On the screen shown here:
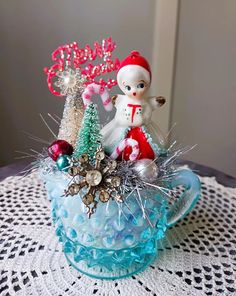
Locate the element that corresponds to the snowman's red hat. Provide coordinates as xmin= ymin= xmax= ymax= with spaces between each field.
xmin=118 ymin=51 xmax=151 ymax=77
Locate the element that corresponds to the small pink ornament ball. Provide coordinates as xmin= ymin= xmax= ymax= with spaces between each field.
xmin=48 ymin=140 xmax=73 ymax=161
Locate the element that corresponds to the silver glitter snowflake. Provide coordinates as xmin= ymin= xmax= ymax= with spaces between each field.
xmin=54 ymin=68 xmax=86 ymax=96
xmin=64 ymin=147 xmax=123 ymax=218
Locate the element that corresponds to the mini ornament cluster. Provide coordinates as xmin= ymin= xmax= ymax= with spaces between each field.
xmin=43 ymin=37 xmax=181 ymax=218
xmin=48 ymin=140 xmax=74 ymax=161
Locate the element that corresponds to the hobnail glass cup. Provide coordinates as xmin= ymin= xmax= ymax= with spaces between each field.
xmin=42 ymin=168 xmax=200 ymax=280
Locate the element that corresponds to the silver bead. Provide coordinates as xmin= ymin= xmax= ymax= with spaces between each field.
xmin=133 ymin=159 xmax=159 ymax=182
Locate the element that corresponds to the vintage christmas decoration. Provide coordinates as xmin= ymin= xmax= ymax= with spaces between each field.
xmin=39 ymin=38 xmax=201 ymax=280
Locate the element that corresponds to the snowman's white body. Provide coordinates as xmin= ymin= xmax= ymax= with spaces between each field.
xmin=101 ymin=60 xmax=166 ymax=158
xmin=101 ymin=94 xmax=164 ymax=155
xmin=113 ymin=95 xmax=154 ymax=127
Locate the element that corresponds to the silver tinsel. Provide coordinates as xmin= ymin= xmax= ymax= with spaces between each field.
xmin=39 ymin=143 xmax=193 ymax=195
xmin=36 ymin=142 xmax=194 ymax=220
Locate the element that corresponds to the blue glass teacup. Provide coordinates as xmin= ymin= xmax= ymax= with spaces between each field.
xmin=42 ymin=167 xmax=200 ymax=280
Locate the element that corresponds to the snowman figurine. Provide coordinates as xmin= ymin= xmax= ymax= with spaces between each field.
xmin=101 ymin=51 xmax=166 ymax=161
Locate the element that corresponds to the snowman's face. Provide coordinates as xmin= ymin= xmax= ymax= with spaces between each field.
xmin=117 ymin=65 xmax=151 ymax=99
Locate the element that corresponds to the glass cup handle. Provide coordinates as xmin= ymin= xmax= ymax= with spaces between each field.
xmin=166 ymin=169 xmax=201 ymax=228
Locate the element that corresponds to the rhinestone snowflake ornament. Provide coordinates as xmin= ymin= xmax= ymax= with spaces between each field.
xmin=64 ymin=147 xmax=123 ymax=218
xmin=54 ymin=68 xmax=87 ymax=96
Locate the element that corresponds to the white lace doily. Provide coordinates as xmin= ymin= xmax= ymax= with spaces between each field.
xmin=0 ymin=171 xmax=235 ymax=296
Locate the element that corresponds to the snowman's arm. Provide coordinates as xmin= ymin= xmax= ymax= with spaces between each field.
xmin=111 ymin=95 xmax=118 ymax=105
xmin=148 ymin=96 xmax=166 ymax=110
xmin=112 ymin=94 xmax=124 ymax=107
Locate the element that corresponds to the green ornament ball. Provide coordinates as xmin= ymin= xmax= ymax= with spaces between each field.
xmin=56 ymin=154 xmax=71 ymax=172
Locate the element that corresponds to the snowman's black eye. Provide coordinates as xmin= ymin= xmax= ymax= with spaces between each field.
xmin=137 ymin=83 xmax=145 ymax=89
xmin=125 ymin=85 xmax=131 ymax=91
